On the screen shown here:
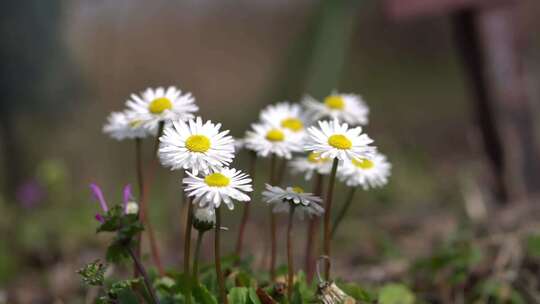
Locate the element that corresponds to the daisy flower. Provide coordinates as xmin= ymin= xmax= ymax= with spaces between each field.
xmin=126 ymin=86 xmax=198 ymax=131
xmin=304 ymin=119 xmax=375 ymax=162
xmin=302 ymin=93 xmax=369 ymax=125
xmin=183 ymin=167 xmax=253 ymax=210
xmin=103 ymin=111 xmax=154 ymax=140
xmin=289 ymin=152 xmax=332 ymax=180
xmin=260 ymin=102 xmax=307 ymax=141
xmin=262 ymin=184 xmax=324 ymax=219
xmin=244 ymin=123 xmax=302 ymax=159
xmin=338 ymin=152 xmax=391 ymax=189
xmin=158 ymin=117 xmax=235 ymax=175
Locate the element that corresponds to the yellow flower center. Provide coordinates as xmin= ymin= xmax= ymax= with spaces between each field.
xmin=324 ymin=95 xmax=345 ymax=110
xmin=280 ymin=118 xmax=304 ymax=132
xmin=204 ymin=173 xmax=230 ymax=187
xmin=292 ymin=186 xmax=304 ymax=193
xmin=148 ymin=97 xmax=172 ymax=114
xmin=265 ymin=128 xmax=285 ymax=142
xmin=186 ymin=135 xmax=211 ymax=152
xmin=307 ymin=152 xmax=329 ymax=164
xmin=328 ymin=134 xmax=352 ymax=150
xmin=352 ymin=158 xmax=374 ymax=170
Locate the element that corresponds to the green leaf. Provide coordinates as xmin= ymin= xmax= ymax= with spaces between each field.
xmin=193 ymin=284 xmax=218 ymax=304
xmin=526 ymin=234 xmax=540 ymax=258
xmin=378 ymin=284 xmax=415 ymax=304
xmin=248 ymin=287 xmax=262 ymax=304
xmin=291 ymin=283 xmax=303 ymax=304
xmin=228 ymin=287 xmax=249 ymax=304
xmin=105 ymin=242 xmax=129 ymax=263
xmin=173 ymin=273 xmax=194 ymax=297
xmin=236 ymin=271 xmax=252 ymax=287
xmin=77 ymin=259 xmax=106 ymax=286
xmin=339 ymin=282 xmax=374 ymax=302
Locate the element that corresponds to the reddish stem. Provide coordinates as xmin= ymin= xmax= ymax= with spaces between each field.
xmin=235 ymin=151 xmax=257 ymax=259
xmin=305 ymin=173 xmax=324 ymax=283
xmin=323 ymin=158 xmax=339 ymax=281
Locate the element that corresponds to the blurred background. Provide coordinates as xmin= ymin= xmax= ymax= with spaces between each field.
xmin=1 ymin=0 xmax=540 ymax=302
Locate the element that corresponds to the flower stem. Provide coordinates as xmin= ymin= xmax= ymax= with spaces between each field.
xmin=139 ymin=122 xmax=165 ymax=275
xmin=183 ymin=198 xmax=194 ymax=304
xmin=287 ymin=206 xmax=296 ymax=302
xmin=305 ymin=173 xmax=324 ymax=283
xmin=127 ymin=245 xmax=160 ymax=304
xmin=235 ymin=151 xmax=257 ymax=259
xmin=193 ymin=230 xmax=205 ymax=284
xmin=184 ymin=199 xmax=194 ymax=273
xmin=331 ymin=187 xmax=356 ymax=239
xmin=215 ymin=206 xmax=228 ymax=304
xmin=134 ymin=138 xmax=144 ymax=278
xmin=269 ymin=154 xmax=278 ymax=280
xmin=323 ymin=158 xmax=339 ymax=281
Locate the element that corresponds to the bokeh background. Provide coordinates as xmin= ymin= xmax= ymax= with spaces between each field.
xmin=1 ymin=0 xmax=540 ymax=302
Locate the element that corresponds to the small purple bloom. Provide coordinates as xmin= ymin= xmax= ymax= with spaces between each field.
xmin=89 ymin=183 xmax=109 ymax=212
xmin=123 ymin=184 xmax=133 ymax=213
xmin=95 ymin=213 xmax=105 ymax=223
xmin=16 ymin=179 xmax=46 ymax=209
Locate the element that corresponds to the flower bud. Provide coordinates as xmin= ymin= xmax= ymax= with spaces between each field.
xmin=193 ymin=206 xmax=215 ymax=232
xmin=125 ymin=201 xmax=139 ymax=215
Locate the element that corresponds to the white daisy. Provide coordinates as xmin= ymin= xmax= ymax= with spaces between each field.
xmin=302 ymin=93 xmax=369 ymax=125
xmin=260 ymin=102 xmax=307 ymax=141
xmin=244 ymin=123 xmax=302 ymax=159
xmin=289 ymin=152 xmax=333 ymax=180
xmin=126 ymin=86 xmax=198 ymax=132
xmin=103 ymin=111 xmax=154 ymax=140
xmin=262 ymin=184 xmax=324 ymax=219
xmin=338 ymin=152 xmax=391 ymax=189
xmin=158 ymin=117 xmax=235 ymax=175
xmin=304 ymin=119 xmax=375 ymax=162
xmin=183 ymin=167 xmax=253 ymax=210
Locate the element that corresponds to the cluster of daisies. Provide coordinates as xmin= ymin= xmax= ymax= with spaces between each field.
xmin=100 ymin=85 xmax=392 ymax=302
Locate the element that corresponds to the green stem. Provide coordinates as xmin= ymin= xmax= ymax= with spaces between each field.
xmin=193 ymin=230 xmax=205 ymax=284
xmin=287 ymin=206 xmax=296 ymax=302
xmin=215 ymin=207 xmax=228 ymax=304
xmin=184 ymin=199 xmax=194 ymax=304
xmin=323 ymin=158 xmax=339 ymax=281
xmin=331 ymin=187 xmax=356 ymax=239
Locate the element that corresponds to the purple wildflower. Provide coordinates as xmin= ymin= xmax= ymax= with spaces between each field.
xmin=95 ymin=213 xmax=105 ymax=223
xmin=16 ymin=179 xmax=45 ymax=209
xmin=123 ymin=184 xmax=133 ymax=214
xmin=89 ymin=183 xmax=109 ymax=212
